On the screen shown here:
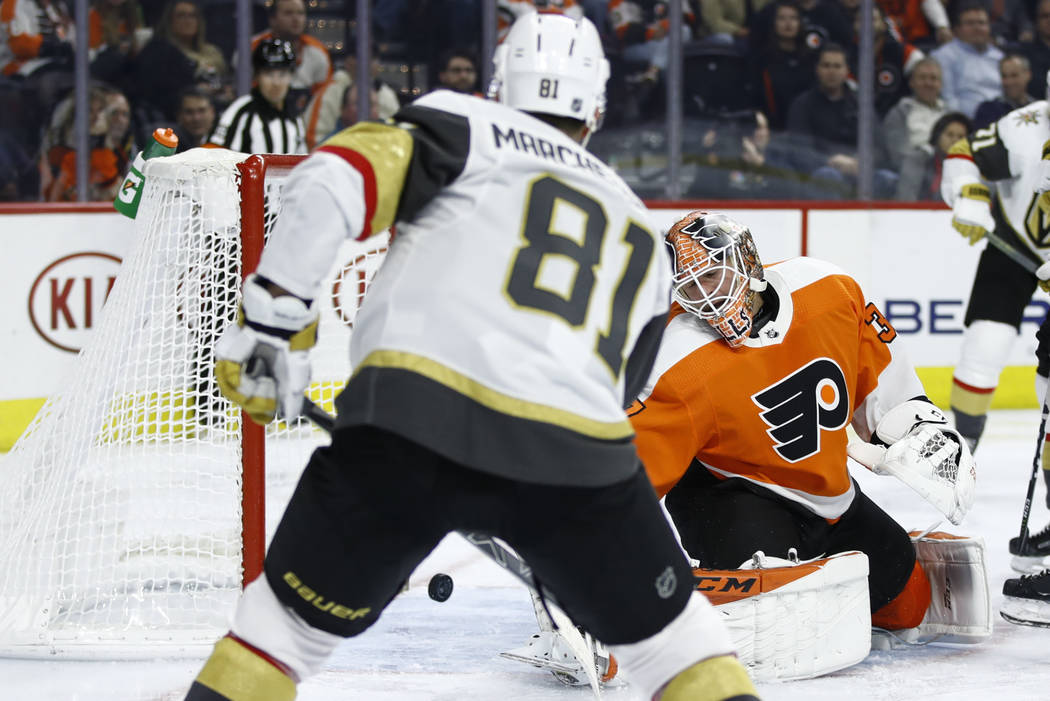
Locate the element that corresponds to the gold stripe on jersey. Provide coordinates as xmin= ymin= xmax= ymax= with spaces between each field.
xmin=321 ymin=123 xmax=414 ymax=237
xmin=354 ymin=350 xmax=635 ymax=439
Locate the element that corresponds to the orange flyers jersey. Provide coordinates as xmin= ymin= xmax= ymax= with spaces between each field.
xmin=629 ymin=257 xmax=925 ymax=519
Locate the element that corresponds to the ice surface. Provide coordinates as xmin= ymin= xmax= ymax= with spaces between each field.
xmin=4 ymin=409 xmax=1050 ymax=700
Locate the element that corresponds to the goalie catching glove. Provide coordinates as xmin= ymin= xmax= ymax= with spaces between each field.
xmin=847 ymin=400 xmax=975 ymax=525
xmin=950 ymin=183 xmax=994 ymax=245
xmin=214 ymin=274 xmax=318 ymax=424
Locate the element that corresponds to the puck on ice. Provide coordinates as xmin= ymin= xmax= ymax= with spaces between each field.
xmin=428 ymin=573 xmax=454 ymax=602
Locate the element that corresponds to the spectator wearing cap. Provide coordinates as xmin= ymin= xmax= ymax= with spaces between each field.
xmin=251 ymin=0 xmax=332 ymax=116
xmin=207 ymin=38 xmax=305 ymax=154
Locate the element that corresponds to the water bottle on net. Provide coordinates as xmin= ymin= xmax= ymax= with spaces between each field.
xmin=114 ymin=127 xmax=179 ymax=219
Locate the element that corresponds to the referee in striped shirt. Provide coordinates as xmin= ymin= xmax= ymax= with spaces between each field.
xmin=207 ymin=38 xmax=307 ymax=155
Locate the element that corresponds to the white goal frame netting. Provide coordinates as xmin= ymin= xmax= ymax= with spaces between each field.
xmin=0 ymin=149 xmax=388 ymax=658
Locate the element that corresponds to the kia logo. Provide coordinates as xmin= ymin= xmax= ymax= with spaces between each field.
xmin=28 ymin=252 xmax=122 ymax=353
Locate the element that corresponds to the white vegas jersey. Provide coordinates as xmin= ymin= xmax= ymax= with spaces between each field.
xmin=943 ymin=100 xmax=1050 ymax=261
xmin=257 ymin=90 xmax=670 ymax=486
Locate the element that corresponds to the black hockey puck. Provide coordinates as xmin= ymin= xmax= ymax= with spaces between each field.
xmin=428 ymin=573 xmax=454 ymax=602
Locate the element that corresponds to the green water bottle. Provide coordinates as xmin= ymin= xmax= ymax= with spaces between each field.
xmin=114 ymin=127 xmax=179 ymax=219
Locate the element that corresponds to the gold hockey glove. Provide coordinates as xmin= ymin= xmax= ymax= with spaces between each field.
xmin=215 ymin=274 xmax=318 ymax=425
xmin=951 ymin=183 xmax=994 ymax=245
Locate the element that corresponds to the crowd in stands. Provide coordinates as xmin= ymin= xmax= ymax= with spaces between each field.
xmin=3 ymin=0 xmax=1050 ymax=202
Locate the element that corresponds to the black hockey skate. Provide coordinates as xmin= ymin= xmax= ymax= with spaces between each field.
xmin=1009 ymin=523 xmax=1050 ymax=573
xmin=1001 ymin=569 xmax=1050 ymax=627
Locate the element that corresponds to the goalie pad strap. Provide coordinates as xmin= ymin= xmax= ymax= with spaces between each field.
xmin=696 ymin=551 xmax=871 ymax=681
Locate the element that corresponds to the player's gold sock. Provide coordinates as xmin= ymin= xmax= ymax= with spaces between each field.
xmin=659 ymin=654 xmax=760 ymax=701
xmin=185 ymin=634 xmax=297 ymax=701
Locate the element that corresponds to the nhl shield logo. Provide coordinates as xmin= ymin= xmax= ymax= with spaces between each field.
xmin=655 ymin=566 xmax=677 ymax=599
xmin=571 ymin=97 xmax=583 ymax=113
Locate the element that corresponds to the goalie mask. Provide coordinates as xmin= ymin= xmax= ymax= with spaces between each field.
xmin=666 ymin=211 xmax=766 ymax=348
xmin=488 ymin=13 xmax=610 ymax=138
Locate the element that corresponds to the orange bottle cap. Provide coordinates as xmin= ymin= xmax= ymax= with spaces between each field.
xmin=153 ymin=127 xmax=179 ymax=148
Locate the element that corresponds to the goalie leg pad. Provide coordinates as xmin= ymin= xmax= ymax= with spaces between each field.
xmin=696 ymin=550 xmax=871 ymax=681
xmin=908 ymin=531 xmax=991 ymax=644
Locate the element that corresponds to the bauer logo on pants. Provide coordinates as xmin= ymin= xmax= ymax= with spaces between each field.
xmin=751 ymin=358 xmax=850 ymax=463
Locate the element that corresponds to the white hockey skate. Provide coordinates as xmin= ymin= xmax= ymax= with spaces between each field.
xmin=499 ymin=588 xmax=616 ymax=690
xmin=499 ymin=628 xmax=615 ymax=686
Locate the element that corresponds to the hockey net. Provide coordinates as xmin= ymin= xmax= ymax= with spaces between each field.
xmin=0 ymin=149 xmax=388 ymax=657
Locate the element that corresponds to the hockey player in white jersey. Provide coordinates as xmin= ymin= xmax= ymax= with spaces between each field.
xmin=941 ymin=81 xmax=1050 ymax=574
xmin=941 ymin=93 xmax=1050 ymax=455
xmin=182 ymin=14 xmax=758 ymax=701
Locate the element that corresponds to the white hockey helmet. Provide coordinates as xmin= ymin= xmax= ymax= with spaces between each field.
xmin=666 ymin=211 xmax=767 ymax=348
xmin=488 ymin=13 xmax=610 ymax=136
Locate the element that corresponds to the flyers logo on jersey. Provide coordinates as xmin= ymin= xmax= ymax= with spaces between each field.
xmin=751 ymin=358 xmax=850 ymax=463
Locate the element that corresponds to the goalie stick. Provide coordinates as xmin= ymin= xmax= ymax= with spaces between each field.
xmin=299 ymin=398 xmax=605 ymax=696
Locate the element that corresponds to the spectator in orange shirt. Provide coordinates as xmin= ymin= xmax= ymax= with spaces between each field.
xmin=251 ymin=0 xmax=332 ymax=116
xmin=609 ymin=0 xmax=697 ymax=83
xmin=0 ymin=0 xmax=74 ymax=77
xmin=49 ymin=87 xmax=134 ymax=201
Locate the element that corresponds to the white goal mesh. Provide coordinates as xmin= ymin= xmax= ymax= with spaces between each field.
xmin=0 ymin=149 xmax=388 ymax=658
